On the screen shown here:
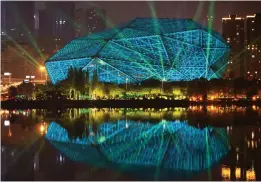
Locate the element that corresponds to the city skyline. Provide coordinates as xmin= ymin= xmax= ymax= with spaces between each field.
xmin=35 ymin=1 xmax=261 ymax=33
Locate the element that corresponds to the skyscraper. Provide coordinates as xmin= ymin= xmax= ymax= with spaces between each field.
xmin=1 ymin=1 xmax=35 ymax=43
xmin=246 ymin=13 xmax=261 ymax=80
xmin=75 ymin=7 xmax=106 ymax=38
xmin=38 ymin=2 xmax=75 ymax=54
xmin=222 ymin=15 xmax=245 ymax=78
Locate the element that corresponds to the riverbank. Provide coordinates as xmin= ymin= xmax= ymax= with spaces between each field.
xmin=1 ymin=99 xmax=261 ymax=109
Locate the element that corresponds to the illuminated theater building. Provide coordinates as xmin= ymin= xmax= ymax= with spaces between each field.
xmin=45 ymin=18 xmax=230 ymax=84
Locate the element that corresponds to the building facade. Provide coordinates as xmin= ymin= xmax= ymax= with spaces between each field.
xmin=75 ymin=8 xmax=106 ymax=38
xmin=38 ymin=2 xmax=75 ymax=54
xmin=222 ymin=15 xmax=245 ymax=79
xmin=1 ymin=1 xmax=35 ymax=43
xmin=245 ymin=14 xmax=261 ymax=80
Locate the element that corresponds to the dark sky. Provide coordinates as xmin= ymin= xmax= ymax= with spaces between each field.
xmin=36 ymin=1 xmax=261 ymax=33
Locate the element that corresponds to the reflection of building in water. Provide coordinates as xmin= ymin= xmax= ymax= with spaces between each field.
xmin=221 ymin=165 xmax=256 ymax=181
xmin=221 ymin=124 xmax=260 ymax=181
xmin=46 ymin=121 xmax=229 ymax=173
xmin=221 ymin=165 xmax=231 ymax=180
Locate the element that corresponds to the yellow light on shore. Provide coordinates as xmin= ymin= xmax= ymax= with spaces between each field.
xmin=39 ymin=66 xmax=45 ymax=71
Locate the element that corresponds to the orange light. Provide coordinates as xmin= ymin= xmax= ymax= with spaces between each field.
xmin=40 ymin=125 xmax=44 ymax=132
xmin=221 ymin=166 xmax=231 ymax=180
xmin=246 ymin=168 xmax=256 ymax=181
xmin=235 ymin=167 xmax=241 ymax=180
xmin=39 ymin=66 xmax=45 ymax=71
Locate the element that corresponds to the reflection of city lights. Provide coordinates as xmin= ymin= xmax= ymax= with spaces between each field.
xmin=252 ymin=140 xmax=254 ymax=149
xmin=236 ymin=153 xmax=239 ymax=161
xmin=246 ymin=168 xmax=256 ymax=181
xmin=4 ymin=120 xmax=10 ymax=126
xmin=8 ymin=126 xmax=12 ymax=137
xmin=235 ymin=167 xmax=241 ymax=180
xmin=40 ymin=125 xmax=45 ymax=133
xmin=252 ymin=131 xmax=254 ymax=139
xmin=39 ymin=122 xmax=47 ymax=135
xmin=221 ymin=166 xmax=231 ymax=180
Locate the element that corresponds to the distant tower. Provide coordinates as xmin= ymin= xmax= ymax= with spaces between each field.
xmin=245 ymin=14 xmax=261 ymax=80
xmin=75 ymin=7 xmax=106 ymax=38
xmin=222 ymin=15 xmax=245 ymax=79
xmin=38 ymin=2 xmax=75 ymax=54
xmin=1 ymin=1 xmax=34 ymax=43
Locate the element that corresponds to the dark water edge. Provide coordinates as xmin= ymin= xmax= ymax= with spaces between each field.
xmin=2 ymin=99 xmax=261 ymax=109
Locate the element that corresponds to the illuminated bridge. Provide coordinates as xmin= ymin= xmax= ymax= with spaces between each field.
xmin=46 ymin=120 xmax=229 ymax=177
xmin=45 ymin=18 xmax=230 ymax=85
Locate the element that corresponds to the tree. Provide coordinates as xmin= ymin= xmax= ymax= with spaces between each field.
xmin=8 ymin=86 xmax=18 ymax=98
xmin=17 ymin=82 xmax=34 ymax=99
xmin=92 ymin=69 xmax=99 ymax=88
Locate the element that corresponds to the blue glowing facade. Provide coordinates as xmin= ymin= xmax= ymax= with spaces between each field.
xmin=45 ymin=18 xmax=230 ymax=84
xmin=46 ymin=120 xmax=229 ymax=173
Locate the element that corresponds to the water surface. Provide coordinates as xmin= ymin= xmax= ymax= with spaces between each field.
xmin=1 ymin=106 xmax=261 ymax=180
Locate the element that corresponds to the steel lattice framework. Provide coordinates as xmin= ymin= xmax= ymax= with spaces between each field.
xmin=45 ymin=18 xmax=230 ymax=84
xmin=46 ymin=120 xmax=229 ymax=172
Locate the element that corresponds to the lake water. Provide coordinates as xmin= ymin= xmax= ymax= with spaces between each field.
xmin=1 ymin=106 xmax=261 ymax=181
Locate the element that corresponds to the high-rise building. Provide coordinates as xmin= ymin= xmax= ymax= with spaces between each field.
xmin=38 ymin=2 xmax=75 ymax=54
xmin=75 ymin=7 xmax=106 ymax=38
xmin=222 ymin=15 xmax=245 ymax=78
xmin=1 ymin=1 xmax=34 ymax=43
xmin=246 ymin=13 xmax=261 ymax=80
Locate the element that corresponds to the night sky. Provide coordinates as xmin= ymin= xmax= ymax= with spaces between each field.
xmin=36 ymin=1 xmax=261 ymax=33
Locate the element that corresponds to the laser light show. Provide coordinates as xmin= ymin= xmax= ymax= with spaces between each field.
xmin=45 ymin=18 xmax=230 ymax=84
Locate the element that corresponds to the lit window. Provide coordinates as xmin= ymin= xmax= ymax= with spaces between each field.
xmin=252 ymin=55 xmax=255 ymax=58
xmin=252 ymin=21 xmax=255 ymax=23
xmin=237 ymin=32 xmax=239 ymax=35
xmin=227 ymin=38 xmax=230 ymax=40
xmin=252 ymin=28 xmax=255 ymax=31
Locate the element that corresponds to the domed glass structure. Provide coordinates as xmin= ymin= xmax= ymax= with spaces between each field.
xmin=45 ymin=18 xmax=230 ymax=84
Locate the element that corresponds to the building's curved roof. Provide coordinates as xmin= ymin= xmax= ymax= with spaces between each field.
xmin=45 ymin=18 xmax=230 ymax=84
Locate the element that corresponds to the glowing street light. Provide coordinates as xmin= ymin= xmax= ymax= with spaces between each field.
xmin=4 ymin=72 xmax=11 ymax=84
xmin=39 ymin=66 xmax=45 ymax=80
xmin=4 ymin=120 xmax=10 ymax=126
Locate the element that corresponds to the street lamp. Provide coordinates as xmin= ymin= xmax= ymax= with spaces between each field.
xmin=161 ymin=78 xmax=166 ymax=93
xmin=39 ymin=66 xmax=45 ymax=80
xmin=4 ymin=72 xmax=11 ymax=85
